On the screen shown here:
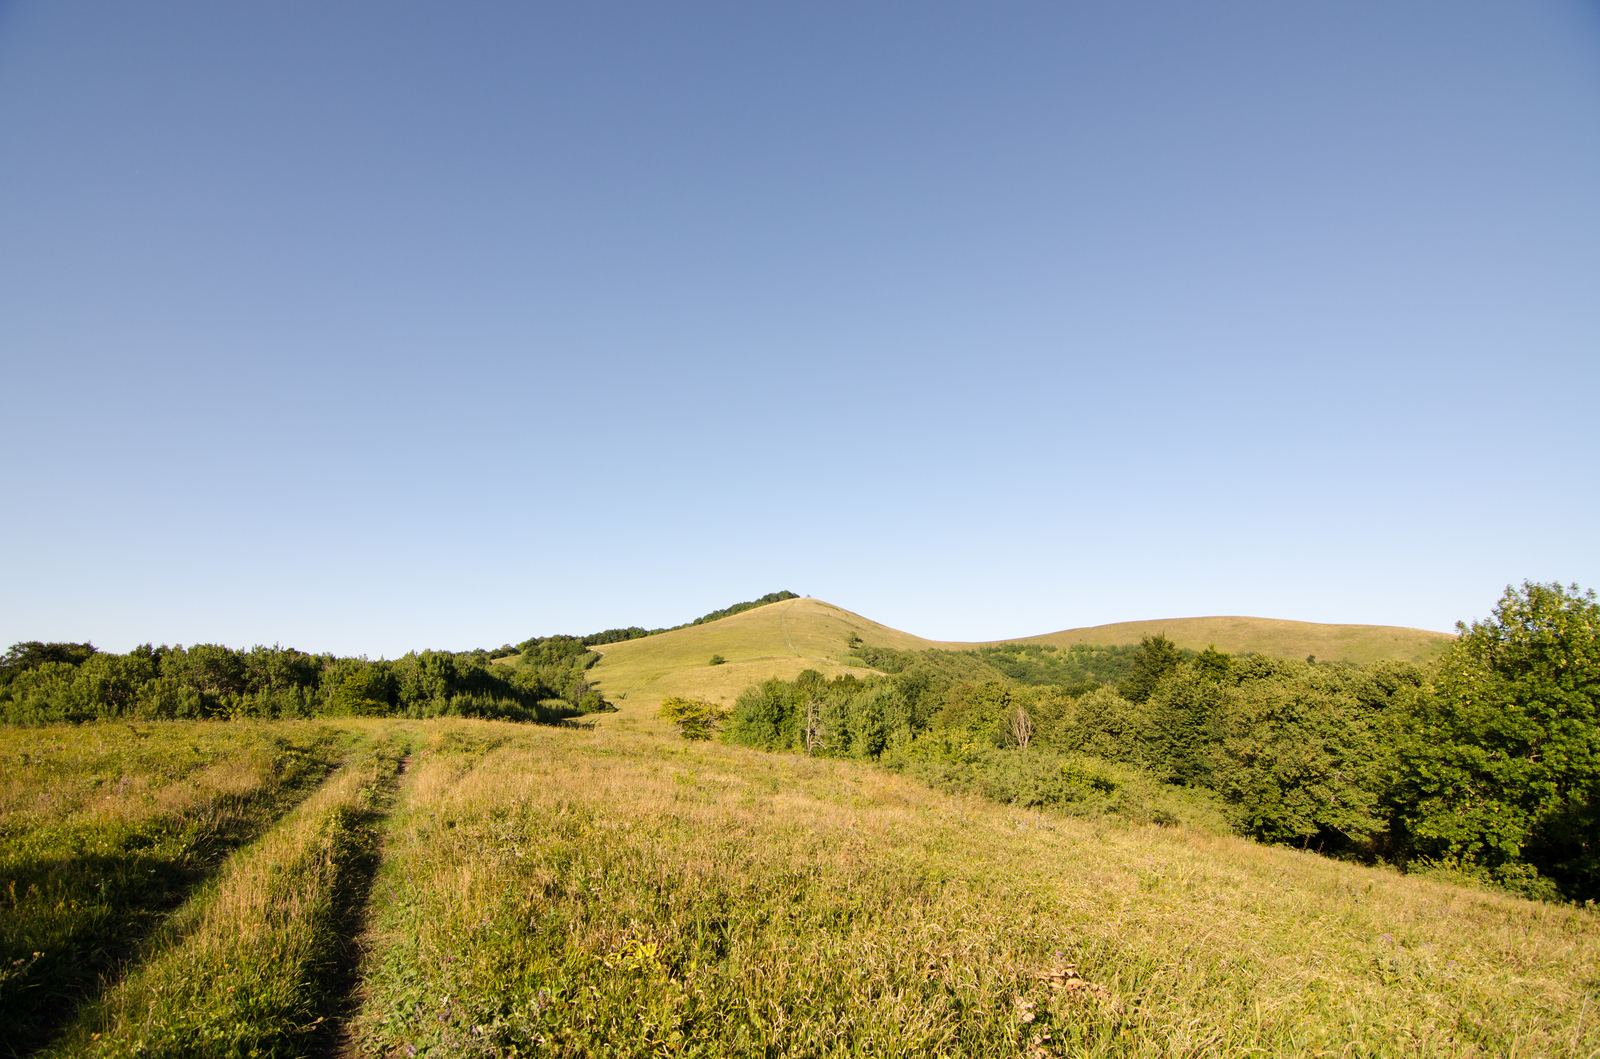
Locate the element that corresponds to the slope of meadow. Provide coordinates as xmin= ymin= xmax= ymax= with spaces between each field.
xmin=583 ymin=598 xmax=922 ymax=717
xmin=1011 ymin=616 xmax=1454 ymax=665
xmin=583 ymin=597 xmax=1455 ymax=719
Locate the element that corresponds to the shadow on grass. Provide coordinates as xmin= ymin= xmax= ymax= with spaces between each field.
xmin=306 ymin=755 xmax=409 ymax=1059
xmin=0 ymin=766 xmax=337 ymax=1058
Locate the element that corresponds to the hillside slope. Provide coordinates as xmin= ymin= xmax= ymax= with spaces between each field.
xmin=1010 ymin=615 xmax=1453 ymax=665
xmin=584 ymin=597 xmax=1454 ymax=721
xmin=586 ymin=597 xmax=915 ymax=715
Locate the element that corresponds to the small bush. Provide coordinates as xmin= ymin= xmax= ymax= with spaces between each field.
xmin=659 ymin=697 xmax=727 ymax=740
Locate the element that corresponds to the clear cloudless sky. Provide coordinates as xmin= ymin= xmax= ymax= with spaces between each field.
xmin=2 ymin=1 xmax=1598 ymax=655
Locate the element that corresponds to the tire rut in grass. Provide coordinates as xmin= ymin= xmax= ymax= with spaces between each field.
xmin=312 ymin=752 xmax=413 ymax=1059
xmin=2 ymin=747 xmax=345 ymax=1059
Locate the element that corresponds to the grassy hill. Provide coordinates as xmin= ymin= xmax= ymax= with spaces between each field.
xmin=582 ymin=597 xmax=1455 ymax=721
xmin=1009 ymin=615 xmax=1455 ymax=665
xmin=583 ymin=597 xmax=918 ymax=721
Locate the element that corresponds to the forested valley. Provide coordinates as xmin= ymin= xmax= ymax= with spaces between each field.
xmin=722 ymin=582 xmax=1600 ymax=904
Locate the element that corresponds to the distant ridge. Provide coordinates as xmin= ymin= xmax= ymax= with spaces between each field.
xmin=995 ymin=615 xmax=1452 ymax=665
xmin=584 ymin=597 xmax=1454 ymax=719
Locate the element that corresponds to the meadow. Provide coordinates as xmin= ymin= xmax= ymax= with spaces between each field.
xmin=3 ymin=716 xmax=1595 ymax=1058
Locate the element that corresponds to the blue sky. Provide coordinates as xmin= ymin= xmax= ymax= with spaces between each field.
xmin=2 ymin=1 xmax=1597 ymax=655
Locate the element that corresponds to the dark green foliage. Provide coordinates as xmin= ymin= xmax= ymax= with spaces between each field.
xmin=0 ymin=641 xmax=99 ymax=680
xmin=1209 ymin=657 xmax=1384 ymax=847
xmin=681 ymin=590 xmax=800 ymax=627
xmin=1194 ymin=644 xmax=1233 ymax=680
xmin=708 ymin=654 xmax=726 ymax=666
xmin=849 ymin=644 xmax=1009 ymax=684
xmin=583 ymin=626 xmax=651 ymax=645
xmin=1389 ymin=582 xmax=1600 ymax=900
xmin=0 ymin=641 xmax=610 ymax=725
xmin=1146 ymin=664 xmax=1227 ymax=785
xmin=512 ymin=634 xmax=595 ymax=667
xmin=1119 ymin=634 xmax=1184 ymax=703
xmin=971 ymin=641 xmax=1157 ymax=691
xmin=1059 ymin=686 xmax=1152 ymax=764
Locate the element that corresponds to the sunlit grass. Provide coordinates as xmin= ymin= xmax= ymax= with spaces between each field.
xmin=0 ymin=721 xmax=348 ymax=1054
xmin=4 ymin=717 xmax=1592 ymax=1057
xmin=350 ymin=720 xmax=1599 ymax=1057
xmin=45 ymin=720 xmax=409 ymax=1058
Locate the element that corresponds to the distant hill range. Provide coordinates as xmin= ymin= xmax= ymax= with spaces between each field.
xmin=580 ymin=597 xmax=1455 ymax=714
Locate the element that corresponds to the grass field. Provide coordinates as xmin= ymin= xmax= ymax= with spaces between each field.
xmin=3 ymin=716 xmax=1595 ymax=1057
xmin=577 ymin=598 xmax=1456 ymax=722
xmin=0 ymin=721 xmax=352 ymax=1054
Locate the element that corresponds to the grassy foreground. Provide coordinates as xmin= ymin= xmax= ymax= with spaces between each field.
xmin=3 ymin=717 xmax=1595 ymax=1057
xmin=48 ymin=723 xmax=407 ymax=1057
xmin=349 ymin=720 xmax=1598 ymax=1058
xmin=0 ymin=721 xmax=350 ymax=1053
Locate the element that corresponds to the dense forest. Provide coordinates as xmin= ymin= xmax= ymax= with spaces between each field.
xmin=727 ymin=582 xmax=1600 ymax=903
xmin=0 ymin=641 xmax=611 ymax=725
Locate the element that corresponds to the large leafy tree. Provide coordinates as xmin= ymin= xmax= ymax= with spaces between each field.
xmin=1394 ymin=582 xmax=1600 ymax=899
xmin=1119 ymin=634 xmax=1183 ymax=704
xmin=1211 ymin=661 xmax=1383 ymax=846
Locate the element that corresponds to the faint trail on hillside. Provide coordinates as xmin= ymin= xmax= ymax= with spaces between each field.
xmin=781 ymin=610 xmax=797 ymax=655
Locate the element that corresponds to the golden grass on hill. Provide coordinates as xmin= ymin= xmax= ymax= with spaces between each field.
xmin=583 ymin=598 xmax=900 ymax=726
xmin=576 ymin=598 xmax=1455 ymax=725
xmin=1011 ymin=615 xmax=1455 ymax=666
xmin=349 ymin=719 xmax=1599 ymax=1058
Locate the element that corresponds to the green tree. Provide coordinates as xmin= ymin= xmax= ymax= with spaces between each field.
xmin=1392 ymin=582 xmax=1600 ymax=899
xmin=1147 ymin=663 xmax=1227 ymax=785
xmin=1212 ymin=670 xmax=1382 ymax=847
xmin=1062 ymin=686 xmax=1151 ymax=764
xmin=1119 ymin=634 xmax=1182 ymax=703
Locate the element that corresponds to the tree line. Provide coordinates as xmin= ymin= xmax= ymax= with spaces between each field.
xmin=724 ymin=582 xmax=1599 ymax=903
xmin=1 ymin=588 xmax=808 ymax=724
xmin=0 ymin=641 xmax=612 ymax=725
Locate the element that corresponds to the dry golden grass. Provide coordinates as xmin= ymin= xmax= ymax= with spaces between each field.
xmin=1011 ymin=615 xmax=1455 ymax=665
xmin=0 ymin=720 xmax=336 ymax=833
xmin=350 ymin=719 xmax=1600 ymax=1058
xmin=583 ymin=598 xmax=894 ymax=727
